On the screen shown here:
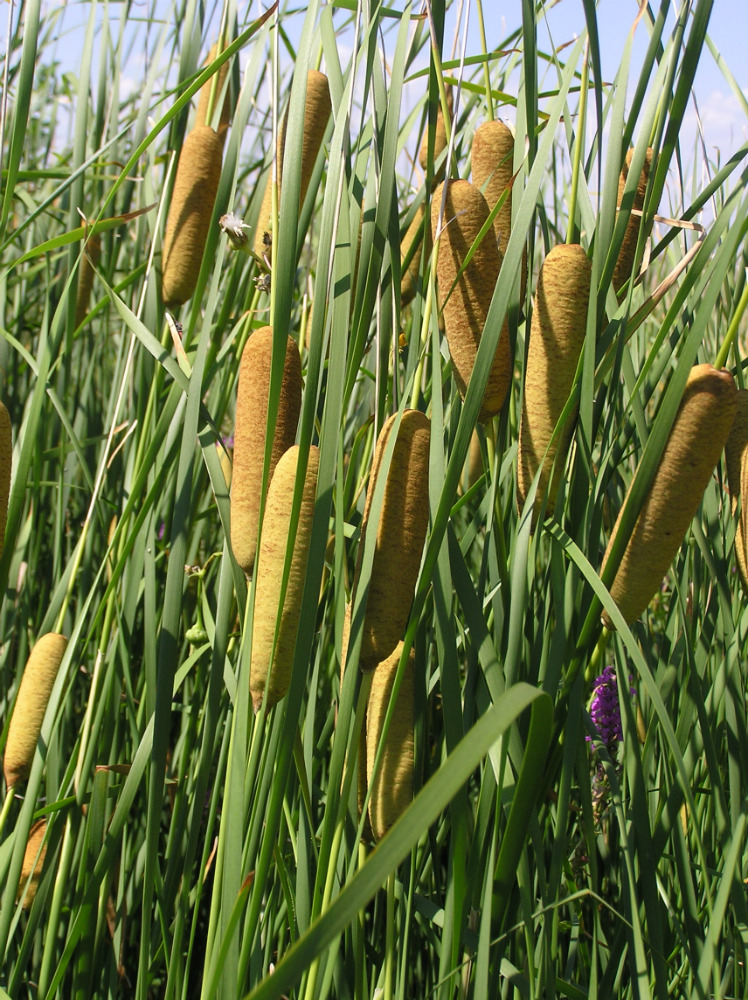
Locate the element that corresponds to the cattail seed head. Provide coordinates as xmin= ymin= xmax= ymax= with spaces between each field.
xmin=253 ymin=70 xmax=332 ymax=257
xmin=17 ymin=819 xmax=47 ymax=909
xmin=601 ymin=364 xmax=737 ymax=627
xmin=418 ymin=85 xmax=453 ymax=186
xmin=400 ymin=203 xmax=431 ymax=307
xmin=4 ymin=633 xmax=68 ymax=788
xmin=250 ymin=445 xmax=319 ymax=711
xmin=366 ymin=643 xmax=415 ymax=841
xmin=161 ymin=125 xmax=223 ymax=307
xmin=432 ymin=179 xmax=512 ymax=422
xmin=517 ymin=243 xmax=591 ymax=522
xmin=231 ymin=326 xmax=302 ymax=574
xmin=75 ymin=233 xmax=101 ymax=328
xmin=349 ymin=410 xmax=430 ymax=672
xmin=612 ymin=147 xmax=654 ymax=296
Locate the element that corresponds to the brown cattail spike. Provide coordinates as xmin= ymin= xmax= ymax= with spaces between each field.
xmin=517 ymin=243 xmax=592 ymax=522
xmin=612 ymin=146 xmax=654 ymax=296
xmin=725 ymin=388 xmax=748 ymax=594
xmin=0 ymin=402 xmax=11 ymax=563
xmin=250 ymin=445 xmax=319 ymax=711
xmin=231 ymin=326 xmax=302 ymax=575
xmin=349 ymin=411 xmax=430 ymax=672
xmin=194 ymin=43 xmax=232 ymax=142
xmin=471 ymin=119 xmax=527 ymax=299
xmin=366 ymin=643 xmax=415 ymax=841
xmin=418 ymin=84 xmax=453 ymax=187
xmin=162 ymin=125 xmax=223 ymax=307
xmin=75 ymin=232 xmax=101 ymax=328
xmin=432 ymin=179 xmax=512 ymax=422
xmin=253 ymin=70 xmax=332 ymax=258
xmin=600 ymin=365 xmax=737 ymax=627
xmin=400 ymin=203 xmax=431 ymax=308
xmin=17 ymin=819 xmax=47 ymax=909
xmin=4 ymin=633 xmax=68 ymax=788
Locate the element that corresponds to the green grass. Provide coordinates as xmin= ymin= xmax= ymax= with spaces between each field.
xmin=0 ymin=0 xmax=747 ymax=997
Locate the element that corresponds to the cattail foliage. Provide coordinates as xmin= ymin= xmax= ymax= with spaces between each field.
xmin=231 ymin=326 xmax=302 ymax=574
xmin=194 ymin=43 xmax=232 ymax=142
xmin=4 ymin=633 xmax=69 ymax=788
xmin=349 ymin=410 xmax=430 ymax=672
xmin=517 ymin=243 xmax=592 ymax=522
xmin=0 ymin=401 xmax=11 ymax=563
xmin=17 ymin=819 xmax=47 ymax=909
xmin=253 ymin=70 xmax=332 ymax=258
xmin=250 ymin=445 xmax=319 ymax=711
xmin=612 ymin=146 xmax=654 ymax=296
xmin=471 ymin=119 xmax=527 ymax=298
xmin=75 ymin=232 xmax=101 ymax=328
xmin=432 ymin=179 xmax=511 ymax=422
xmin=600 ymin=365 xmax=737 ymax=627
xmin=161 ymin=125 xmax=223 ymax=307
xmin=366 ymin=643 xmax=415 ymax=841
xmin=725 ymin=388 xmax=748 ymax=593
xmin=418 ymin=84 xmax=453 ymax=187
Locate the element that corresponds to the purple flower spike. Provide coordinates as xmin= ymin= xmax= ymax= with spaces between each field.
xmin=589 ymin=664 xmax=623 ymax=745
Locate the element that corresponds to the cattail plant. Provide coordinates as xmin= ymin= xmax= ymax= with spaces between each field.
xmin=725 ymin=388 xmax=748 ymax=593
xmin=366 ymin=642 xmax=415 ymax=841
xmin=400 ymin=203 xmax=430 ymax=307
xmin=17 ymin=819 xmax=47 ymax=909
xmin=0 ymin=401 xmax=11 ymax=563
xmin=253 ymin=70 xmax=332 ymax=258
xmin=471 ymin=119 xmax=527 ymax=298
xmin=194 ymin=42 xmax=232 ymax=142
xmin=418 ymin=84 xmax=452 ymax=187
xmin=74 ymin=232 xmax=101 ymax=328
xmin=600 ymin=364 xmax=737 ymax=627
xmin=161 ymin=125 xmax=223 ymax=307
xmin=612 ymin=147 xmax=654 ymax=296
xmin=4 ymin=633 xmax=68 ymax=788
xmin=230 ymin=326 xmax=302 ymax=575
xmin=517 ymin=243 xmax=592 ymax=522
xmin=250 ymin=445 xmax=319 ymax=711
xmin=347 ymin=410 xmax=430 ymax=672
xmin=432 ymin=179 xmax=512 ymax=422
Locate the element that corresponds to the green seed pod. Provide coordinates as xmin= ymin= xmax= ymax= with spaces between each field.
xmin=4 ymin=633 xmax=68 ymax=788
xmin=366 ymin=642 xmax=415 ymax=841
xmin=0 ymin=401 xmax=11 ymax=563
xmin=194 ymin=42 xmax=232 ymax=142
xmin=612 ymin=146 xmax=653 ymax=296
xmin=601 ymin=364 xmax=737 ymax=627
xmin=349 ymin=410 xmax=430 ymax=672
xmin=162 ymin=125 xmax=223 ymax=307
xmin=231 ymin=326 xmax=302 ymax=574
xmin=250 ymin=445 xmax=319 ymax=711
xmin=725 ymin=388 xmax=748 ymax=594
xmin=253 ymin=70 xmax=332 ymax=258
xmin=517 ymin=243 xmax=591 ymax=522
xmin=471 ymin=119 xmax=527 ymax=298
xmin=75 ymin=232 xmax=101 ymax=328
xmin=432 ymin=179 xmax=512 ymax=422
xmin=17 ymin=819 xmax=47 ymax=909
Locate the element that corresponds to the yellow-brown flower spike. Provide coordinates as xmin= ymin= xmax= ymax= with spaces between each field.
xmin=612 ymin=147 xmax=654 ymax=296
xmin=231 ymin=326 xmax=302 ymax=575
xmin=253 ymin=70 xmax=332 ymax=258
xmin=349 ymin=411 xmax=430 ymax=672
xmin=161 ymin=125 xmax=223 ymax=307
xmin=400 ymin=204 xmax=431 ymax=308
xmin=0 ymin=401 xmax=11 ymax=563
xmin=366 ymin=643 xmax=415 ymax=841
xmin=725 ymin=388 xmax=748 ymax=594
xmin=471 ymin=119 xmax=527 ymax=299
xmin=517 ymin=243 xmax=591 ymax=522
xmin=432 ymin=179 xmax=511 ymax=423
xmin=4 ymin=633 xmax=68 ymax=788
xmin=418 ymin=84 xmax=453 ymax=187
xmin=250 ymin=445 xmax=319 ymax=711
xmin=194 ymin=43 xmax=232 ymax=142
xmin=600 ymin=365 xmax=737 ymax=627
xmin=17 ymin=819 xmax=47 ymax=909
xmin=75 ymin=232 xmax=101 ymax=328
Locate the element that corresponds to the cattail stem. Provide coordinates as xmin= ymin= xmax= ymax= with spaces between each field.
xmin=384 ymin=871 xmax=396 ymax=1000
xmin=565 ymin=39 xmax=590 ymax=246
xmin=0 ymin=787 xmax=12 ymax=840
xmin=714 ymin=278 xmax=748 ymax=371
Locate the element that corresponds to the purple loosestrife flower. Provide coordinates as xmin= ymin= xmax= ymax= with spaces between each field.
xmin=589 ymin=664 xmax=623 ymax=745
